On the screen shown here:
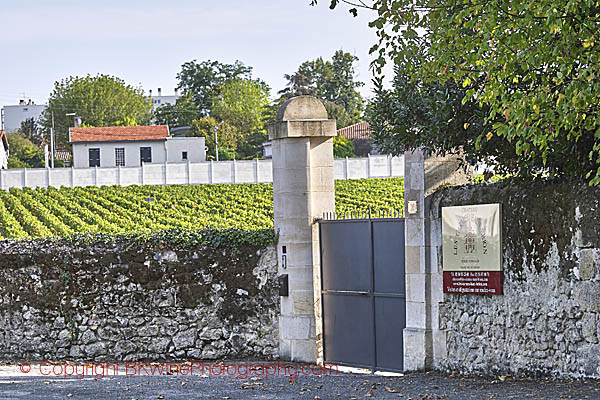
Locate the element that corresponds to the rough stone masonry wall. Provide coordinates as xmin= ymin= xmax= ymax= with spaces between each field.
xmin=0 ymin=235 xmax=279 ymax=361
xmin=430 ymin=181 xmax=600 ymax=379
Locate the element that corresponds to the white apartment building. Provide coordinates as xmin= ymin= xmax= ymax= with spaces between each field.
xmin=147 ymin=88 xmax=179 ymax=110
xmin=1 ymin=100 xmax=47 ymax=133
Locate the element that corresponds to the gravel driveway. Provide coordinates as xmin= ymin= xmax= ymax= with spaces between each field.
xmin=0 ymin=361 xmax=598 ymax=399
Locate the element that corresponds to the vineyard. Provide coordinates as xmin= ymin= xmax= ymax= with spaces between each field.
xmin=0 ymin=178 xmax=404 ymax=239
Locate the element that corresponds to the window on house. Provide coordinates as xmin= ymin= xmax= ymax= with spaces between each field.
xmin=89 ymin=148 xmax=100 ymax=167
xmin=140 ymin=147 xmax=152 ymax=165
xmin=115 ymin=148 xmax=125 ymax=166
xmin=182 ymin=151 xmax=188 ymax=160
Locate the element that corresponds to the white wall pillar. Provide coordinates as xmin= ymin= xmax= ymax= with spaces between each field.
xmin=268 ymin=96 xmax=336 ymax=363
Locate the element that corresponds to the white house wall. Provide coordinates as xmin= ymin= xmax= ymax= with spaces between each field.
xmin=72 ymin=141 xmax=167 ymax=168
xmin=165 ymin=137 xmax=206 ymax=163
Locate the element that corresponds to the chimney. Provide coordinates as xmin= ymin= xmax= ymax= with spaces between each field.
xmin=74 ymin=117 xmax=82 ymax=127
xmin=174 ymin=88 xmax=178 ymax=96
xmin=149 ymin=89 xmax=153 ymax=97
xmin=158 ymin=88 xmax=162 ymax=97
xmin=19 ymin=99 xmax=25 ymax=105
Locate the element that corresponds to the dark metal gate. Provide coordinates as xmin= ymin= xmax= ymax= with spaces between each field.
xmin=319 ymin=212 xmax=406 ymax=373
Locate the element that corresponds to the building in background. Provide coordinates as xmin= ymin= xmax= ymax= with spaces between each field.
xmin=1 ymin=100 xmax=47 ymax=133
xmin=69 ymin=125 xmax=205 ymax=168
xmin=262 ymin=141 xmax=272 ymax=159
xmin=0 ymin=130 xmax=9 ymax=169
xmin=336 ymin=121 xmax=374 ymax=156
xmin=147 ymin=88 xmax=179 ymax=110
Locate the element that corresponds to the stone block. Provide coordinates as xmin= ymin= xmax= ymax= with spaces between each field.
xmin=425 ymin=245 xmax=441 ymax=274
xmin=404 ymin=149 xmax=424 ymax=164
xmin=291 ymin=339 xmax=317 ymax=363
xmin=283 ymin=267 xmax=315 ymax=291
xmin=273 ymin=192 xmax=311 ymax=219
xmin=173 ymin=329 xmax=196 ymax=349
xmin=292 ymin=290 xmax=315 ymax=315
xmin=582 ymin=313 xmax=598 ymax=344
xmin=574 ymin=281 xmax=600 ymax=312
xmin=277 ymin=220 xmax=313 ymax=243
xmin=273 ymin=167 xmax=310 ymax=193
xmin=310 ymin=166 xmax=335 ymax=191
xmin=403 ymin=327 xmax=430 ymax=371
xmin=579 ymin=249 xmax=599 ymax=280
xmin=430 ymin=272 xmax=444 ymax=305
xmin=408 ymin=162 xmax=425 ymax=190
xmin=269 ymin=120 xmax=336 ymax=140
xmin=405 ymin=218 xmax=425 ymax=247
xmin=405 ymin=301 xmax=427 ymax=329
xmin=425 ymin=218 xmax=442 ymax=247
xmin=279 ymin=339 xmax=291 ymax=360
xmin=280 ymin=296 xmax=294 ymax=315
xmin=432 ymin=329 xmax=448 ymax=368
xmin=310 ymin=191 xmax=335 ymax=216
xmin=290 ymin=121 xmax=336 ymax=138
xmin=406 ymin=274 xmax=426 ymax=303
xmin=282 ymin=138 xmax=311 ymax=166
xmin=309 ymin=139 xmax=335 ymax=168
xmin=405 ymin=245 xmax=425 ymax=274
xmin=280 ymin=315 xmax=312 ymax=340
xmin=275 ymin=96 xmax=329 ymax=121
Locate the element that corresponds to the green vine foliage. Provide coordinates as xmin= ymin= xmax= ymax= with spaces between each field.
xmin=317 ymin=0 xmax=600 ymax=184
xmin=0 ymin=179 xmax=405 ymax=240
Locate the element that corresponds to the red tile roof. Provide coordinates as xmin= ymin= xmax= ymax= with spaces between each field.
xmin=69 ymin=125 xmax=169 ymax=143
xmin=337 ymin=121 xmax=371 ymax=140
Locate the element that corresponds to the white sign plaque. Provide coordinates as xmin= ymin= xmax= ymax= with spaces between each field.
xmin=442 ymin=203 xmax=503 ymax=295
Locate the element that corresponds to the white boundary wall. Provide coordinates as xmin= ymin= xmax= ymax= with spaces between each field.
xmin=0 ymin=155 xmax=404 ymax=190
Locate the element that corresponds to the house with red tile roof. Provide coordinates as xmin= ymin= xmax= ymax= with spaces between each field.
xmin=69 ymin=125 xmax=205 ymax=168
xmin=336 ymin=121 xmax=371 ymax=140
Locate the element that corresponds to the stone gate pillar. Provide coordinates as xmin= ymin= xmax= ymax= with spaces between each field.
xmin=403 ymin=150 xmax=472 ymax=370
xmin=268 ymin=96 xmax=336 ymax=362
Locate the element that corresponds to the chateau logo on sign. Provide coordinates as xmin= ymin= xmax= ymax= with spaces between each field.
xmin=441 ymin=203 xmax=503 ymax=295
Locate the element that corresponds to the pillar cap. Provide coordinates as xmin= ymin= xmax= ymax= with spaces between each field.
xmin=276 ymin=96 xmax=328 ymax=121
xmin=268 ymin=96 xmax=336 ymax=140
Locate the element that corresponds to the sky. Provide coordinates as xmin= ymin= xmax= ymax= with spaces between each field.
xmin=0 ymin=0 xmax=392 ymax=108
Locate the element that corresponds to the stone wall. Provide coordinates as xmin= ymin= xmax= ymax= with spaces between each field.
xmin=429 ymin=181 xmax=600 ymax=378
xmin=0 ymin=232 xmax=279 ymax=361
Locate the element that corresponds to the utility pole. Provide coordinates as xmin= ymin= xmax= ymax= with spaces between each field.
xmin=214 ymin=125 xmax=219 ymax=162
xmin=50 ymin=112 xmax=55 ymax=168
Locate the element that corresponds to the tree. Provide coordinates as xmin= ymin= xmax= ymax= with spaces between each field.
xmin=316 ymin=0 xmax=600 ymax=183
xmin=176 ymin=60 xmax=254 ymax=116
xmin=175 ymin=59 xmax=271 ymax=159
xmin=279 ymin=50 xmax=365 ymax=124
xmin=212 ymin=78 xmax=270 ymax=137
xmin=366 ymin=60 xmax=521 ymax=174
xmin=6 ymin=132 xmax=44 ymax=168
xmin=333 ymin=135 xmax=356 ymax=158
xmin=189 ymin=117 xmax=240 ymax=161
xmin=323 ymin=101 xmax=353 ymax=129
xmin=41 ymin=74 xmax=152 ymax=147
xmin=19 ymin=117 xmax=45 ymax=146
xmin=153 ymin=93 xmax=201 ymax=128
xmin=211 ymin=78 xmax=270 ymax=159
